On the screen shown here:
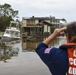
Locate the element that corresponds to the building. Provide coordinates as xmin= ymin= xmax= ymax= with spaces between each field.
xmin=21 ymin=16 xmax=66 ymax=50
xmin=21 ymin=16 xmax=62 ymax=37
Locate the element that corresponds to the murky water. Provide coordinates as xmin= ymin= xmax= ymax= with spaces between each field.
xmin=22 ymin=36 xmax=66 ymax=51
xmin=0 ymin=37 xmax=66 ymax=75
xmin=0 ymin=36 xmax=66 ymax=62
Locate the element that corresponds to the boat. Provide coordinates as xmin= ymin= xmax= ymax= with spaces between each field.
xmin=1 ymin=21 xmax=20 ymax=42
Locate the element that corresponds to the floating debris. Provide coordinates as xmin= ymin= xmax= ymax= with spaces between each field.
xmin=0 ymin=40 xmax=19 ymax=62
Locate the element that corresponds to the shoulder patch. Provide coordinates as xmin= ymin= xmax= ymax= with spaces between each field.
xmin=44 ymin=48 xmax=51 ymax=54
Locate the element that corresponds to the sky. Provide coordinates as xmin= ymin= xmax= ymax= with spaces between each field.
xmin=0 ymin=0 xmax=76 ymax=22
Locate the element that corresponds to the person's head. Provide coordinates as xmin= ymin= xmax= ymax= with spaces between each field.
xmin=65 ymin=22 xmax=76 ymax=43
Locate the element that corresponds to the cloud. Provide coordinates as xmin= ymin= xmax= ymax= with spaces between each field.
xmin=0 ymin=0 xmax=76 ymax=22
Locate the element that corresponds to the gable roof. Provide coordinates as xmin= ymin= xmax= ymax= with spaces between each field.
xmin=36 ymin=21 xmax=53 ymax=26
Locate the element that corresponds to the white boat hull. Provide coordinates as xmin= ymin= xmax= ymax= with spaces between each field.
xmin=1 ymin=36 xmax=20 ymax=42
xmin=2 ymin=21 xmax=21 ymax=42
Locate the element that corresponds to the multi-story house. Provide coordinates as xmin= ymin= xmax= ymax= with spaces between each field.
xmin=21 ymin=16 xmax=66 ymax=50
xmin=22 ymin=16 xmax=65 ymax=37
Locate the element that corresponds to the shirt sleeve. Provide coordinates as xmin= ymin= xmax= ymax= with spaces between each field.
xmin=35 ymin=42 xmax=56 ymax=66
xmin=35 ymin=43 xmax=68 ymax=75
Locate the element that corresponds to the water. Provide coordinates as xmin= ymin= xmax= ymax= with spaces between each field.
xmin=0 ymin=37 xmax=66 ymax=75
xmin=22 ymin=36 xmax=66 ymax=51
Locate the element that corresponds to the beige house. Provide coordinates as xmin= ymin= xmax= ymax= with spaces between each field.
xmin=22 ymin=16 xmax=61 ymax=37
xmin=21 ymin=16 xmax=66 ymax=50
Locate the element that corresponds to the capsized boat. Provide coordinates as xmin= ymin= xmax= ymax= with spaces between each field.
xmin=2 ymin=21 xmax=20 ymax=42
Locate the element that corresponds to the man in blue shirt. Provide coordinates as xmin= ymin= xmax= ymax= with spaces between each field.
xmin=35 ymin=22 xmax=76 ymax=75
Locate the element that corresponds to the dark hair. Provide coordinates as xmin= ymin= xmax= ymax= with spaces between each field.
xmin=65 ymin=22 xmax=76 ymax=42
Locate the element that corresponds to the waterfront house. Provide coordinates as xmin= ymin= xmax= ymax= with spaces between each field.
xmin=21 ymin=16 xmax=62 ymax=38
xmin=21 ymin=16 xmax=66 ymax=50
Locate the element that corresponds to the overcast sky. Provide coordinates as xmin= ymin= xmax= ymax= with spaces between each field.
xmin=0 ymin=0 xmax=76 ymax=22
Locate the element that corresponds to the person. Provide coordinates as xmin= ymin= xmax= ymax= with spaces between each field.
xmin=35 ymin=22 xmax=76 ymax=75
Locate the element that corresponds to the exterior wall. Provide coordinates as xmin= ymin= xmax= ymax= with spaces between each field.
xmin=44 ymin=25 xmax=50 ymax=33
xmin=35 ymin=19 xmax=39 ymax=24
xmin=48 ymin=26 xmax=50 ymax=32
xmin=44 ymin=25 xmax=47 ymax=32
xmin=22 ymin=20 xmax=27 ymax=27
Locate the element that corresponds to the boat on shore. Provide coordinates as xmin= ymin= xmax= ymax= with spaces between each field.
xmin=1 ymin=21 xmax=20 ymax=42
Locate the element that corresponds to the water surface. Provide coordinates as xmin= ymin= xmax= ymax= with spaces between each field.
xmin=0 ymin=37 xmax=66 ymax=75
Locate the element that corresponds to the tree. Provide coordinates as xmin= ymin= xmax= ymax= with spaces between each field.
xmin=0 ymin=3 xmax=19 ymax=31
xmin=1 ymin=3 xmax=18 ymax=18
xmin=61 ymin=18 xmax=67 ymax=22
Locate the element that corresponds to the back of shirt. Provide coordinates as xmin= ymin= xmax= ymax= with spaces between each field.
xmin=67 ymin=48 xmax=76 ymax=75
xmin=60 ymin=43 xmax=76 ymax=75
xmin=35 ymin=42 xmax=68 ymax=75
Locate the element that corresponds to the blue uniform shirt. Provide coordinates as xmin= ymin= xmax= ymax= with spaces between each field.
xmin=35 ymin=42 xmax=68 ymax=75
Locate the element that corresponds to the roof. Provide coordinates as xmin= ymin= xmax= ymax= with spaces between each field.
xmin=22 ymin=16 xmax=61 ymax=20
xmin=36 ymin=21 xmax=53 ymax=26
